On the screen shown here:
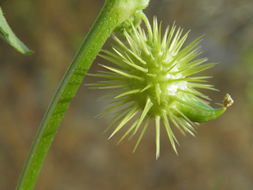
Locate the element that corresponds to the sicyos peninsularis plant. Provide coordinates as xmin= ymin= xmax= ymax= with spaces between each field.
xmin=89 ymin=15 xmax=233 ymax=159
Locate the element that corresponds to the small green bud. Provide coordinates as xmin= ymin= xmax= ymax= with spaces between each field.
xmin=115 ymin=11 xmax=144 ymax=33
xmin=112 ymin=0 xmax=150 ymax=25
xmin=177 ymin=94 xmax=233 ymax=123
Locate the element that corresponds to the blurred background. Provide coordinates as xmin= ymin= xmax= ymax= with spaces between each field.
xmin=0 ymin=0 xmax=253 ymax=189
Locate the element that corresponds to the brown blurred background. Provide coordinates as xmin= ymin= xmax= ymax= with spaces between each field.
xmin=1 ymin=0 xmax=253 ymax=189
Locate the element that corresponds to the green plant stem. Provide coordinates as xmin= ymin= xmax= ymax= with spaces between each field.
xmin=15 ymin=0 xmax=149 ymax=190
xmin=0 ymin=7 xmax=32 ymax=54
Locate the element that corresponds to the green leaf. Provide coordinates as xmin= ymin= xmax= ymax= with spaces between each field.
xmin=0 ymin=7 xmax=32 ymax=54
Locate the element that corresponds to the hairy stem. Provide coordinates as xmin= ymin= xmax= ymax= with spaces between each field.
xmin=15 ymin=0 xmax=149 ymax=190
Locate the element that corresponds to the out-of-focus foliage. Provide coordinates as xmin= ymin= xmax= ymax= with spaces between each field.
xmin=243 ymin=46 xmax=253 ymax=108
xmin=0 ymin=0 xmax=253 ymax=190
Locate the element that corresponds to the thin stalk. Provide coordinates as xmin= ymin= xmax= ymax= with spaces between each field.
xmin=15 ymin=0 xmax=149 ymax=190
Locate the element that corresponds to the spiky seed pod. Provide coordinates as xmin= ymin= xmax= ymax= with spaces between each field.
xmin=88 ymin=16 xmax=232 ymax=159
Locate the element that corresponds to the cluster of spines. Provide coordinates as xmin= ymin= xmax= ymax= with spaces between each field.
xmin=88 ymin=16 xmax=216 ymax=159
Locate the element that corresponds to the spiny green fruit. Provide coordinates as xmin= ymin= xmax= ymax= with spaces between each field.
xmin=88 ymin=16 xmax=233 ymax=159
